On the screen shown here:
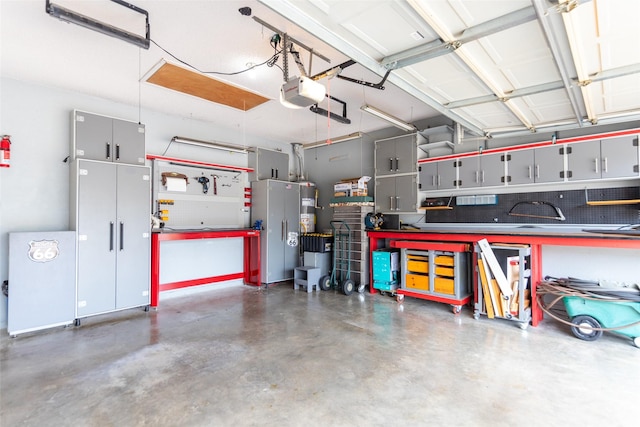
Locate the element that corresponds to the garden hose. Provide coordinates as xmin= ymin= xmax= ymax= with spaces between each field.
xmin=537 ymin=278 xmax=640 ymax=332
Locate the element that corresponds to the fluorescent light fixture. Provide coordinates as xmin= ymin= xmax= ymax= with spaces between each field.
xmin=46 ymin=0 xmax=150 ymax=49
xmin=360 ymin=105 xmax=416 ymax=132
xmin=303 ymin=132 xmax=362 ymax=149
xmin=171 ymin=136 xmax=251 ymax=154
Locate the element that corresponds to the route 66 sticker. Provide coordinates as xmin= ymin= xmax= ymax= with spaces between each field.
xmin=28 ymin=240 xmax=60 ymax=263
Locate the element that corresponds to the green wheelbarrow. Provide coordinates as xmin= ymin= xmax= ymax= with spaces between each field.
xmin=564 ymin=296 xmax=640 ymax=348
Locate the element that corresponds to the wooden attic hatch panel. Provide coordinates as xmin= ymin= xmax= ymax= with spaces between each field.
xmin=146 ymin=62 xmax=269 ymax=111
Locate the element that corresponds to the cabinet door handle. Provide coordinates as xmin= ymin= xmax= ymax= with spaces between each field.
xmin=281 ymin=220 xmax=285 ymax=241
xmin=106 ymin=142 xmax=111 ymax=160
xmin=432 ymin=175 xmax=436 ymax=187
xmin=535 ymin=164 xmax=540 ymax=179
xmin=109 ymin=222 xmax=114 ymax=251
xmin=481 ymin=170 xmax=485 ymax=183
xmin=603 ymin=157 xmax=608 ymax=173
xmin=594 ymin=157 xmax=599 ymax=174
xmin=285 ymin=220 xmax=288 ymax=237
xmin=395 ymin=196 xmax=400 ymax=211
xmin=389 ymin=196 xmax=394 ymax=210
xmin=389 ymin=158 xmax=393 ymax=171
xmin=119 ymin=222 xmax=124 ymax=251
xmin=395 ymin=157 xmax=399 ymax=171
xmin=437 ymin=175 xmax=441 ymax=187
xmin=275 ymin=169 xmax=279 ymax=179
xmin=116 ymin=144 xmax=120 ymax=161
xmin=474 ymin=171 xmax=479 ymax=183
xmin=528 ymin=165 xmax=532 ymax=179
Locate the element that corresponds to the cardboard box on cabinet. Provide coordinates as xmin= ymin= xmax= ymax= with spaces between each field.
xmin=333 ymin=176 xmax=371 ymax=197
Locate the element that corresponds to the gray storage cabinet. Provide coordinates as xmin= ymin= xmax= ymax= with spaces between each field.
xmin=72 ymin=110 xmax=146 ymax=165
xmin=8 ymin=231 xmax=76 ymax=336
xmin=70 ymin=159 xmax=151 ymax=318
xmin=248 ymin=148 xmax=289 ymax=181
xmin=375 ymin=133 xmax=420 ymax=213
xmin=251 ymin=180 xmax=300 ymax=284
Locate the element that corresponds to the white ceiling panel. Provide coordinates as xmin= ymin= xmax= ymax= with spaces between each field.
xmin=405 ymin=54 xmax=491 ymax=101
xmin=594 ymin=75 xmax=640 ymax=114
xmin=456 ymin=102 xmax=519 ymax=129
xmin=339 ymin=3 xmax=437 ymax=58
xmin=513 ymin=89 xmax=576 ymax=124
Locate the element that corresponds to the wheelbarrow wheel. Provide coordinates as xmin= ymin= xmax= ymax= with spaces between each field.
xmin=342 ymin=279 xmax=355 ymax=296
xmin=319 ymin=275 xmax=331 ymax=291
xmin=571 ymin=315 xmax=603 ymax=341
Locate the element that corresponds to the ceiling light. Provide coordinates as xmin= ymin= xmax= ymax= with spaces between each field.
xmin=46 ymin=0 xmax=150 ymax=49
xmin=303 ymin=132 xmax=362 ymax=149
xmin=360 ymin=105 xmax=416 ymax=132
xmin=171 ymin=136 xmax=251 ymax=154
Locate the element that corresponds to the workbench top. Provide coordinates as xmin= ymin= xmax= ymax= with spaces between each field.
xmin=368 ymin=225 xmax=640 ymax=240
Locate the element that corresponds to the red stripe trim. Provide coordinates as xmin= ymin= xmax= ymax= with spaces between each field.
xmin=146 ymin=154 xmax=254 ymax=172
xmin=419 ymin=128 xmax=640 ymax=164
xmin=159 ymin=272 xmax=244 ymax=291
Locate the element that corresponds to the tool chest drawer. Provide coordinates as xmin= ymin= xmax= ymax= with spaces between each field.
xmin=406 ymin=254 xmax=429 ymax=273
xmin=405 ymin=273 xmax=430 ymax=291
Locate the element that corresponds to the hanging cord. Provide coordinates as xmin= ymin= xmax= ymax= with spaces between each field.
xmin=537 ymin=278 xmax=640 ymax=332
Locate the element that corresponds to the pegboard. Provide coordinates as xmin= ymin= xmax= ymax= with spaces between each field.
xmin=422 ymin=187 xmax=640 ymax=225
xmin=152 ymin=159 xmax=250 ymax=228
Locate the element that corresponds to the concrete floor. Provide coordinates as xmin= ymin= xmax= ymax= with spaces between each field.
xmin=1 ymin=284 xmax=639 ymax=426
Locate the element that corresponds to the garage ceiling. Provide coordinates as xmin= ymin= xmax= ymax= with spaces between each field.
xmin=2 ymin=0 xmax=639 ymax=145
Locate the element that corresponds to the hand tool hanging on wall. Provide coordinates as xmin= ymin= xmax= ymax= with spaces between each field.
xmin=211 ymin=175 xmax=219 ymax=195
xmin=195 ymin=176 xmax=210 ymax=194
xmin=507 ymin=201 xmax=565 ymax=221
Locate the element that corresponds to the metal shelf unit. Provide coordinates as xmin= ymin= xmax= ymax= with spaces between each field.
xmin=332 ymin=205 xmax=373 ymax=289
xmin=474 ymin=243 xmax=532 ymax=329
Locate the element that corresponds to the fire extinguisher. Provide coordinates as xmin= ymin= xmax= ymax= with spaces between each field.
xmin=0 ymin=135 xmax=11 ymax=168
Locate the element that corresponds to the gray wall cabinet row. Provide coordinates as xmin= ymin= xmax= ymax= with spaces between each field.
xmin=374 ymin=133 xmax=638 ymax=213
xmin=418 ymin=134 xmax=639 ymax=192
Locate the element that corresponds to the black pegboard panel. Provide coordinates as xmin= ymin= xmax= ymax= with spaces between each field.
xmin=423 ymin=187 xmax=640 ymax=225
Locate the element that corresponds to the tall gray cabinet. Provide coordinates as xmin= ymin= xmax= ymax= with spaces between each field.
xmin=251 ymin=180 xmax=300 ymax=284
xmin=375 ymin=133 xmax=420 ymax=213
xmin=70 ymin=110 xmax=150 ymax=319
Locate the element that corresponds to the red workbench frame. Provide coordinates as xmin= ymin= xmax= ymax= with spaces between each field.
xmin=151 ymin=229 xmax=260 ymax=307
xmin=368 ymin=230 xmax=640 ymax=326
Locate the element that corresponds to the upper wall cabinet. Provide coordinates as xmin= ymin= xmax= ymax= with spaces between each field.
xmin=505 ymin=145 xmax=565 ymax=185
xmin=418 ymin=159 xmax=458 ymax=191
xmin=566 ymin=135 xmax=639 ymax=181
xmin=72 ymin=110 xmax=146 ymax=165
xmin=457 ymin=152 xmax=505 ymax=189
xmin=248 ymin=148 xmax=289 ymax=181
xmin=375 ymin=133 xmax=420 ymax=177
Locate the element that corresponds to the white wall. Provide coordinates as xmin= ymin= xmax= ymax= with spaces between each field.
xmin=0 ymin=77 xmax=287 ymax=329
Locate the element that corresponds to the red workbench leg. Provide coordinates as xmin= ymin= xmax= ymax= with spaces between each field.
xmin=530 ymin=243 xmax=543 ymax=326
xmin=151 ymin=233 xmax=160 ymax=308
